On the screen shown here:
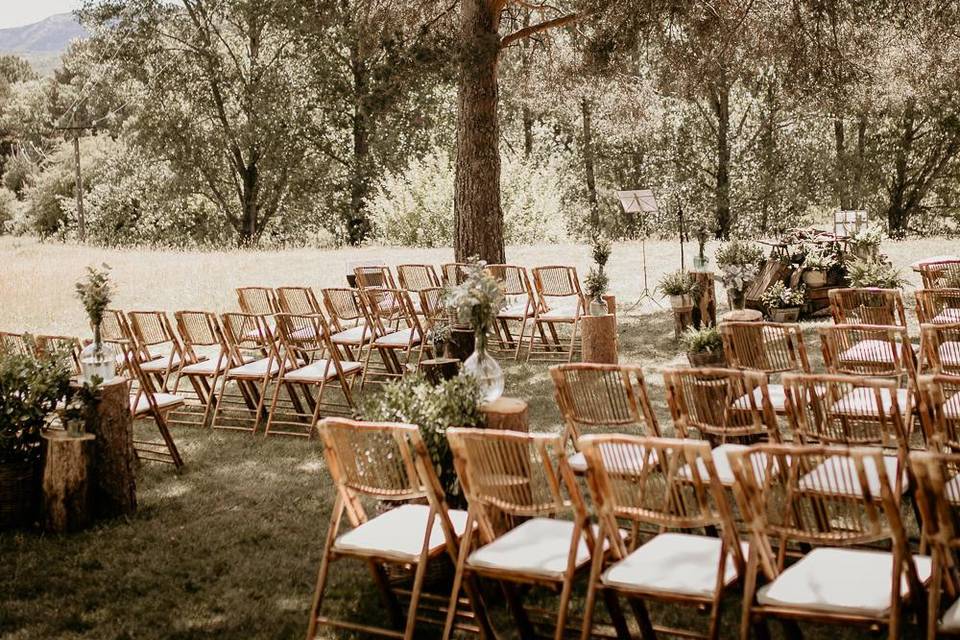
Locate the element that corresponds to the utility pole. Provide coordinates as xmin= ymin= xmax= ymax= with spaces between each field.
xmin=53 ymin=122 xmax=91 ymax=242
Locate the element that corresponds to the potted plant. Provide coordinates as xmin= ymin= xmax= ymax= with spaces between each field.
xmin=762 ymin=282 xmax=806 ymax=322
xmin=801 ymin=251 xmax=832 ymax=287
xmin=427 ymin=320 xmax=452 ymax=360
xmin=681 ymin=325 xmax=726 ymax=368
xmin=716 ymin=240 xmax=763 ymax=310
xmin=846 ymin=257 xmax=907 ymax=289
xmin=584 ymin=267 xmax=610 ymax=316
xmin=658 ymin=270 xmax=699 ymax=309
xmin=76 ymin=264 xmax=115 ymax=384
xmin=848 ymin=223 xmax=884 ymax=261
xmin=0 ymin=351 xmax=72 ymax=529
xmin=443 ymin=260 xmax=506 ymax=402
xmin=361 ymin=373 xmax=484 ymax=506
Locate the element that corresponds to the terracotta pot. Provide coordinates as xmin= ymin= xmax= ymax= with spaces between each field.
xmin=687 ymin=350 xmax=726 ymax=368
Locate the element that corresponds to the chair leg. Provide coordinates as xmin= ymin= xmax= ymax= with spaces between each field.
xmin=502 ymin=582 xmax=536 ymax=640
xmin=306 ymin=498 xmax=343 ymax=640
xmin=442 ymin=520 xmax=474 ymax=640
xmin=368 ymin=559 xmax=405 ymax=630
xmin=264 ymin=375 xmax=286 ymax=437
xmin=628 ymin=598 xmax=657 ymax=639
xmin=579 ymin=529 xmax=609 ymax=640
xmin=602 ymin=591 xmax=632 ymax=640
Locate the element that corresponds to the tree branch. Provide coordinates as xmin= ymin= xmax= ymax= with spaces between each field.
xmin=500 ymin=12 xmax=580 ymax=48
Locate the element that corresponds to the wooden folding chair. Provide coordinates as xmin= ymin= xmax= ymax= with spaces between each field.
xmin=443 ymin=428 xmax=595 ymax=640
xmin=720 ymin=321 xmax=811 ymax=415
xmin=664 ymin=367 xmax=781 ymax=485
xmin=910 ymin=450 xmax=960 ymax=638
xmin=920 ymin=260 xmax=960 ymax=289
xmin=550 ymin=363 xmax=660 ymax=474
xmin=35 ymin=335 xmax=81 ymax=374
xmin=236 ymin=286 xmax=279 ymax=315
xmin=488 ymin=264 xmax=536 ymax=358
xmin=441 ymin=262 xmax=469 ymax=286
xmin=307 ymin=418 xmax=492 ymax=640
xmin=264 ymin=313 xmax=362 ymax=437
xmin=397 ymin=264 xmax=440 ymax=291
xmin=276 ymin=286 xmax=322 ymax=315
xmin=128 ymin=350 xmax=185 ymax=469
xmin=820 ymin=323 xmax=917 ymax=382
xmin=322 ymin=287 xmax=372 ymax=361
xmin=354 ymin=265 xmax=397 ymax=290
xmin=829 ymin=288 xmax=908 ymax=327
xmin=917 ymin=375 xmax=960 ymax=454
xmin=127 ymin=311 xmax=183 ymax=392
xmin=211 ymin=312 xmax=281 ymax=434
xmin=100 ymin=309 xmax=136 ymax=376
xmin=0 ymin=331 xmax=35 ymax=357
xmin=360 ymin=288 xmax=424 ymax=387
xmin=578 ymin=435 xmax=746 ymax=640
xmin=172 ymin=311 xmax=232 ymax=427
xmin=524 ymin=266 xmax=585 ymax=362
xmin=728 ymin=444 xmax=929 ymax=640
xmin=916 ymin=289 xmax=960 ymax=325
xmin=923 ymin=323 xmax=960 ymax=377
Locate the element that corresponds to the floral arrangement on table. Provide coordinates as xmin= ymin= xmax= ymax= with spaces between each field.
xmin=360 ymin=373 xmax=484 ymax=502
xmin=846 ymin=257 xmax=907 ymax=289
xmin=75 ymin=264 xmax=115 ymax=384
xmin=442 ymin=259 xmax=506 ymax=401
xmin=715 ymin=240 xmax=763 ymax=309
xmin=585 ymin=234 xmax=612 ymax=316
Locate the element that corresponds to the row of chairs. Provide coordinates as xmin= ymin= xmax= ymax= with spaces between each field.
xmin=918 ymin=258 xmax=960 ymax=290
xmin=830 ymin=286 xmax=960 ymax=327
xmin=310 ymin=414 xmax=960 ymax=640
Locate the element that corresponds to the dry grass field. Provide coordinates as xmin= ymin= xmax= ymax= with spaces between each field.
xmin=0 ymin=235 xmax=952 ymax=639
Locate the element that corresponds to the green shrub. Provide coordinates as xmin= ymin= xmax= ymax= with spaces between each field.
xmin=1 ymin=153 xmax=37 ymax=197
xmin=584 ymin=267 xmax=609 ymax=300
xmin=0 ymin=187 xmax=17 ymax=233
xmin=715 ymin=240 xmax=764 ymax=268
xmin=680 ymin=325 xmax=723 ymax=354
xmin=845 ymin=257 xmax=906 ymax=289
xmin=658 ymin=270 xmax=699 ymax=296
xmin=0 ymin=351 xmax=72 ymax=465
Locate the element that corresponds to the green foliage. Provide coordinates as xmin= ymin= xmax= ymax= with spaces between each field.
xmin=591 ymin=234 xmax=612 ymax=268
xmin=680 ymin=325 xmax=723 ymax=354
xmin=442 ymin=260 xmax=506 ymax=337
xmin=761 ymin=282 xmax=805 ymax=309
xmin=584 ymin=267 xmax=609 ymax=300
xmin=845 ymin=257 xmax=907 ymax=289
xmin=715 ymin=240 xmax=764 ymax=269
xmin=0 ymin=187 xmax=16 ymax=234
xmin=75 ymin=264 xmax=113 ymax=329
xmin=0 ymin=351 xmax=72 ymax=464
xmin=2 ymin=153 xmax=37 ymax=197
xmin=657 ymin=269 xmax=698 ymax=296
xmin=802 ymin=250 xmax=836 ymax=271
xmin=359 ymin=373 xmax=484 ymax=499
xmin=369 ymin=149 xmax=453 ymax=247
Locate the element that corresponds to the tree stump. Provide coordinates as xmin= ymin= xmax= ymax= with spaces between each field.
xmin=603 ymin=295 xmax=617 ymax=317
xmin=420 ymin=358 xmax=460 ymax=385
xmin=447 ymin=328 xmax=476 ymax=362
xmin=480 ymin=397 xmax=529 ymax=432
xmin=581 ymin=314 xmax=618 ymax=364
xmin=691 ymin=272 xmax=717 ymax=328
xmin=41 ymin=431 xmax=95 ymax=533
xmin=719 ymin=309 xmax=763 ymax=324
xmin=82 ymin=377 xmax=137 ymax=519
xmin=673 ymin=308 xmax=694 ymax=340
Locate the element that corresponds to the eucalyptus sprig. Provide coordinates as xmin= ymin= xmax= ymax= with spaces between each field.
xmin=75 ymin=264 xmax=113 ymax=329
xmin=442 ymin=259 xmax=506 ymax=336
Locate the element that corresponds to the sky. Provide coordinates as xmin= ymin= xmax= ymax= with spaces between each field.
xmin=0 ymin=0 xmax=83 ymax=29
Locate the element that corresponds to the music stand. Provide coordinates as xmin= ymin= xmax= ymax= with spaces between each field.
xmin=617 ymin=189 xmax=663 ymax=310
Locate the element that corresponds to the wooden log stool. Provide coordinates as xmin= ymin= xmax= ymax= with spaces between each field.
xmin=691 ymin=272 xmax=717 ymax=328
xmin=719 ymin=309 xmax=763 ymax=324
xmin=673 ymin=306 xmax=695 ymax=340
xmin=420 ymin=357 xmax=460 ymax=385
xmin=82 ymin=377 xmax=137 ymax=519
xmin=582 ymin=313 xmax=618 ymax=364
xmin=41 ymin=431 xmax=95 ymax=533
xmin=480 ymin=397 xmax=529 ymax=432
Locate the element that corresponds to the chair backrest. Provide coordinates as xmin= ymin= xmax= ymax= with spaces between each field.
xmin=274 ymin=313 xmax=336 ymax=367
xmin=441 ymin=262 xmax=469 ymax=286
xmin=447 ymin=428 xmax=584 ymax=540
xmin=782 ymin=372 xmax=910 ymax=454
xmin=579 ymin=435 xmax=741 ymax=560
xmin=127 ymin=310 xmax=181 ymax=370
xmin=918 ymin=375 xmax=960 ymax=452
xmin=818 ymin=324 xmax=915 ymax=382
xmin=100 ymin=309 xmax=136 ymax=368
xmin=663 ymin=367 xmax=780 ymax=443
xmin=728 ymin=444 xmax=916 ymax=581
xmin=720 ymin=321 xmax=810 ymax=375
xmin=361 ymin=288 xmax=421 ymax=337
xmin=532 ymin=266 xmax=582 ymax=300
xmin=0 ymin=332 xmax=35 ymax=357
xmin=550 ymin=364 xmax=660 ymax=450
xmin=322 ymin=288 xmax=366 ymax=330
xmin=921 ymin=322 xmax=960 ymax=377
xmin=919 ymin=260 xmax=960 ymax=289
xmin=487 ymin=264 xmax=534 ymax=298
xmin=910 ymin=451 xmax=960 ymax=593
xmin=35 ymin=335 xmax=81 ymax=374
xmin=220 ymin=312 xmax=276 ymax=364
xmin=828 ymin=288 xmax=907 ymax=327
xmin=418 ymin=287 xmax=446 ymax=328
xmin=174 ymin=310 xmax=228 ymax=368
xmin=276 ymin=286 xmax=321 ymax=315
xmin=396 ymin=264 xmax=440 ymax=291
xmin=236 ymin=287 xmax=278 ymax=315
xmin=354 ymin=265 xmax=396 ymax=290
xmin=915 ymin=288 xmax=960 ymax=324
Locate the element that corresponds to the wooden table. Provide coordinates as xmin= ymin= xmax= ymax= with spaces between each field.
xmin=719 ymin=309 xmax=763 ymax=323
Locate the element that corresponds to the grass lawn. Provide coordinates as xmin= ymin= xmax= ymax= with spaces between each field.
xmin=0 ymin=236 xmax=947 ymax=639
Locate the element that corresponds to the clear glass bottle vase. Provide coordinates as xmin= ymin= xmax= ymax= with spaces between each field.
xmin=79 ymin=324 xmax=116 ymax=384
xmin=463 ymin=331 xmax=504 ymax=403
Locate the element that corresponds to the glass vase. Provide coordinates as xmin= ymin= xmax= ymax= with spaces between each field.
xmin=80 ymin=325 xmax=116 ymax=384
xmin=463 ymin=332 xmax=504 ymax=403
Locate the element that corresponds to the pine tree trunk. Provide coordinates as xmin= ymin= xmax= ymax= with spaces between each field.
xmin=834 ymin=117 xmax=851 ymax=209
xmin=581 ymin=98 xmax=599 ymax=229
xmin=887 ymin=100 xmax=916 ymax=238
xmin=711 ymin=82 xmax=732 ymax=239
xmin=454 ymin=0 xmax=505 ymax=264
xmin=347 ymin=44 xmax=373 ymax=245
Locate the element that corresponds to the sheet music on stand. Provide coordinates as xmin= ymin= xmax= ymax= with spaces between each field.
xmin=617 ymin=189 xmax=663 ymax=312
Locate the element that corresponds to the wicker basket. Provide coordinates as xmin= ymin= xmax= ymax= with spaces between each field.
xmin=0 ymin=460 xmax=37 ymax=530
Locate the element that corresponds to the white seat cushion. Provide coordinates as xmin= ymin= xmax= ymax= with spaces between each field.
xmin=228 ymin=357 xmax=279 ymax=378
xmin=941 ymin=596 xmax=960 ymax=631
xmin=933 ymin=309 xmax=960 ymax=324
xmin=467 ymin=518 xmax=594 ymax=580
xmin=540 ymin=304 xmax=580 ymax=321
xmin=938 ymin=342 xmax=960 ymax=367
xmin=140 ymin=353 xmax=181 ymax=372
xmin=375 ymin=328 xmax=421 ymax=347
xmin=331 ymin=325 xmax=370 ymax=345
xmin=733 ymin=384 xmax=787 ymax=413
xmin=499 ymin=300 xmax=532 ymax=319
xmin=839 ymin=339 xmax=896 ymax=365
xmin=289 ymin=325 xmax=322 ymax=341
xmin=567 ymin=445 xmax=656 ymax=475
xmin=945 ymin=393 xmax=960 ymax=419
xmin=830 ymin=387 xmax=910 ymax=417
xmin=679 ymin=443 xmax=753 ymax=486
xmin=757 ymin=547 xmax=931 ymax=617
xmin=333 ymin=504 xmax=469 ymax=563
xmin=798 ymin=454 xmax=906 ymax=497
xmin=181 ymin=353 xmax=229 ymax=375
xmin=131 ymin=392 xmax=184 ymax=416
xmin=284 ymin=360 xmax=362 ymax=382
xmin=603 ymin=533 xmax=748 ymax=598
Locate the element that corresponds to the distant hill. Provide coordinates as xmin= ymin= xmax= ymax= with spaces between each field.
xmin=0 ymin=13 xmax=88 ymax=74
